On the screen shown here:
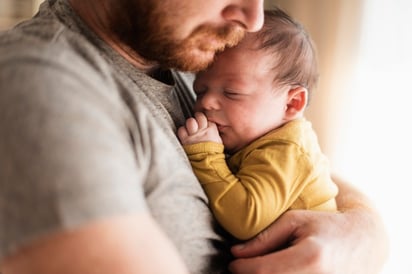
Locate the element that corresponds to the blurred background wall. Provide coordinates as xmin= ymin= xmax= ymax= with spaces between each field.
xmin=266 ymin=1 xmax=411 ymax=274
xmin=1 ymin=0 xmax=411 ymax=273
xmin=0 ymin=0 xmax=43 ymax=30
xmin=265 ymin=0 xmax=364 ymax=161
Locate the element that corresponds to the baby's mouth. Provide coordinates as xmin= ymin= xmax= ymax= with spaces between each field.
xmin=206 ymin=116 xmax=226 ymax=132
xmin=216 ymin=124 xmax=228 ymax=133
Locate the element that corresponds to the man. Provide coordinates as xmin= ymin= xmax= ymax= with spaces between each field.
xmin=0 ymin=0 xmax=388 ymax=273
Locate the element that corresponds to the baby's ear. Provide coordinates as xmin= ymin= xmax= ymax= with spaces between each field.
xmin=284 ymin=86 xmax=308 ymax=120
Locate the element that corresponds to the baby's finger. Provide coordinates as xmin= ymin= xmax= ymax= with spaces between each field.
xmin=194 ymin=112 xmax=208 ymax=129
xmin=177 ymin=126 xmax=189 ymax=142
xmin=185 ymin=117 xmax=199 ymax=135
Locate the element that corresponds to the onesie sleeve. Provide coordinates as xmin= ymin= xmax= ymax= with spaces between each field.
xmin=184 ymin=139 xmax=311 ymax=240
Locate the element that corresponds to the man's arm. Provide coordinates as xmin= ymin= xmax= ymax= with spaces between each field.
xmin=1 ymin=214 xmax=189 ymax=274
xmin=228 ymin=174 xmax=389 ymax=274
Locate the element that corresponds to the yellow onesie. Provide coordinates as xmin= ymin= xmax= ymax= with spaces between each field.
xmin=183 ymin=118 xmax=338 ymax=240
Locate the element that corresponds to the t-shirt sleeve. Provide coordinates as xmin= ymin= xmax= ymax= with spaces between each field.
xmin=0 ymin=48 xmax=147 ymax=258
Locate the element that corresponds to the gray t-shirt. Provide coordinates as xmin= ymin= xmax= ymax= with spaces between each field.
xmin=0 ymin=0 xmax=230 ymax=272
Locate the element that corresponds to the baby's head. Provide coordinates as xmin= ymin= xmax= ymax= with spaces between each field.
xmin=254 ymin=7 xmax=319 ymax=100
xmin=193 ymin=7 xmax=319 ymax=153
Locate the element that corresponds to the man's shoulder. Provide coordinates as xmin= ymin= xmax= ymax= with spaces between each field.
xmin=0 ymin=14 xmax=109 ymax=78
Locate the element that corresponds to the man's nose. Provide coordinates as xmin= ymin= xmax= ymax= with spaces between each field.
xmin=222 ymin=0 xmax=264 ymax=32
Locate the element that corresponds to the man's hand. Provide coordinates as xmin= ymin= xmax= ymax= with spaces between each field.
xmin=229 ymin=176 xmax=389 ymax=274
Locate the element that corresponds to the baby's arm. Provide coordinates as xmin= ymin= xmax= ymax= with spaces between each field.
xmin=177 ymin=112 xmax=222 ymax=145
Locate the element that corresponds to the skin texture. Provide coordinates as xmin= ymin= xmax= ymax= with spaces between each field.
xmin=0 ymin=0 xmax=389 ymax=274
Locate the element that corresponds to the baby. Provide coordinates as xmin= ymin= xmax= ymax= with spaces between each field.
xmin=178 ymin=7 xmax=338 ymax=241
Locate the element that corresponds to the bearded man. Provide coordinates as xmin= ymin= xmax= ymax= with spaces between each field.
xmin=0 ymin=0 xmax=388 ymax=273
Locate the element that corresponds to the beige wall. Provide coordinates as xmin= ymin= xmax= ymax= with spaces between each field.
xmin=0 ymin=0 xmax=43 ymax=30
xmin=264 ymin=0 xmax=364 ymax=162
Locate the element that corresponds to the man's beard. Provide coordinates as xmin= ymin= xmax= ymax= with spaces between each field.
xmin=108 ymin=1 xmax=245 ymax=72
xmin=149 ymin=24 xmax=245 ymax=72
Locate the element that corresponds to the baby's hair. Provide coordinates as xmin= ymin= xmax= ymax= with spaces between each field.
xmin=256 ymin=7 xmax=319 ymax=100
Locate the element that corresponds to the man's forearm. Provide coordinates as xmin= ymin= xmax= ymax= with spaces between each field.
xmin=1 ymin=214 xmax=189 ymax=274
xmin=333 ymin=174 xmax=389 ymax=273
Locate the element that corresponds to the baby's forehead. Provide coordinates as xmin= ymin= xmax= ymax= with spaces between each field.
xmin=233 ymin=34 xmax=279 ymax=62
xmin=218 ymin=36 xmax=269 ymax=59
xmin=237 ymin=32 xmax=262 ymax=49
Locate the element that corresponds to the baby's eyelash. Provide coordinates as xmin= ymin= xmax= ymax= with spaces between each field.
xmin=223 ymin=91 xmax=244 ymax=100
xmin=224 ymin=91 xmax=239 ymax=95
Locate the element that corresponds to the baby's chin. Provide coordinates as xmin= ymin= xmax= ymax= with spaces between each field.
xmin=222 ymin=139 xmax=243 ymax=155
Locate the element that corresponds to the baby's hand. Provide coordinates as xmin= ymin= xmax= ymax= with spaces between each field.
xmin=177 ymin=112 xmax=223 ymax=145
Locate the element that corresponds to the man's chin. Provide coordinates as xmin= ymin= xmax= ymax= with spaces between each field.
xmin=171 ymin=49 xmax=217 ymax=72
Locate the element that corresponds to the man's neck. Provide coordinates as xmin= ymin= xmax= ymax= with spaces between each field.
xmin=68 ymin=0 xmax=157 ymax=73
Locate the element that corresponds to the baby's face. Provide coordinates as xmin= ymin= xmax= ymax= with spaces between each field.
xmin=193 ymin=35 xmax=289 ymax=153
